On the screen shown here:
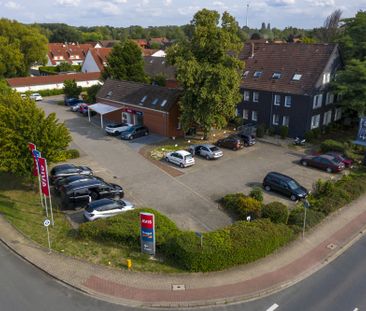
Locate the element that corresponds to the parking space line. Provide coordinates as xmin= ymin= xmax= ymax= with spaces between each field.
xmin=266 ymin=303 xmax=279 ymax=311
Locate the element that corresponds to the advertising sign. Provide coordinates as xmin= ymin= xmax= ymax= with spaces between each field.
xmin=140 ymin=212 xmax=155 ymax=255
xmin=354 ymin=117 xmax=366 ymax=147
xmin=28 ymin=143 xmax=38 ymax=176
xmin=32 ymin=149 xmax=41 ymax=176
xmin=38 ymin=157 xmax=50 ymax=197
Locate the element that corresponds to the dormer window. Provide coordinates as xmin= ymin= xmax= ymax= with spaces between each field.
xmin=161 ymin=99 xmax=167 ymax=107
xmin=151 ymin=98 xmax=159 ymax=105
xmin=242 ymin=70 xmax=250 ymax=78
xmin=141 ymin=95 xmax=147 ymax=103
xmin=253 ymin=71 xmax=262 ymax=78
xmin=322 ymin=72 xmax=331 ymax=84
xmin=106 ymin=91 xmax=112 ymax=98
xmin=272 ymin=72 xmax=281 ymax=79
xmin=292 ymin=73 xmax=302 ymax=81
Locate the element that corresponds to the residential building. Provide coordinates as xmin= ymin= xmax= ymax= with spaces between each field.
xmin=237 ymin=42 xmax=343 ymax=137
xmin=47 ymin=43 xmax=93 ymax=66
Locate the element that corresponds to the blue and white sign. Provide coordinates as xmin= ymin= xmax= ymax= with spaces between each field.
xmin=354 ymin=117 xmax=366 ymax=147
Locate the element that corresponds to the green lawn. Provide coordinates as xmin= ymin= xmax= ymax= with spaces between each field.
xmin=0 ymin=173 xmax=181 ymax=273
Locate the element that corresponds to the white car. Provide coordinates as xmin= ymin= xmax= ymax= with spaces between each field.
xmin=105 ymin=122 xmax=132 ymax=135
xmin=188 ymin=144 xmax=223 ymax=160
xmin=29 ymin=93 xmax=43 ymax=101
xmin=165 ymin=150 xmax=195 ymax=168
xmin=83 ymin=198 xmax=134 ymax=221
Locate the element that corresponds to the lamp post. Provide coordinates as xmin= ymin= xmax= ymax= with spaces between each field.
xmin=301 ymin=199 xmax=310 ymax=239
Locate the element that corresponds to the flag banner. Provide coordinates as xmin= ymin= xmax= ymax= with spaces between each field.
xmin=28 ymin=143 xmax=38 ymax=176
xmin=38 ymin=157 xmax=50 ymax=197
xmin=354 ymin=117 xmax=366 ymax=147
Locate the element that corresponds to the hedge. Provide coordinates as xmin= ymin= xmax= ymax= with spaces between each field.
xmin=288 ymin=207 xmax=325 ymax=231
xmin=162 ymin=219 xmax=294 ymax=272
xmin=25 ymin=89 xmax=64 ymax=97
xmin=320 ymin=139 xmax=345 ymax=153
xmin=221 ymin=193 xmax=262 ymax=220
xmin=262 ymin=202 xmax=289 ymax=224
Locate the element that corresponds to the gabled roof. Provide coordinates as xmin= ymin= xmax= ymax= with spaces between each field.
xmin=7 ymin=72 xmax=100 ymax=87
xmin=48 ymin=43 xmax=92 ymax=65
xmin=97 ymin=79 xmax=181 ymax=112
xmin=239 ymin=42 xmax=338 ymax=95
xmin=88 ymin=48 xmax=112 ymax=71
xmin=144 ymin=56 xmax=176 ymax=80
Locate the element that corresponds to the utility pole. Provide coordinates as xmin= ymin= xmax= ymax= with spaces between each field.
xmin=245 ymin=3 xmax=250 ymax=28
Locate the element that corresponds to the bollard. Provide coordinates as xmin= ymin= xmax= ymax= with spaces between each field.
xmin=126 ymin=259 xmax=132 ymax=270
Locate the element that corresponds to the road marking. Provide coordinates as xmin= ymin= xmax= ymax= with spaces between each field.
xmin=266 ymin=304 xmax=279 ymax=311
xmin=353 ymin=308 xmax=358 ymax=311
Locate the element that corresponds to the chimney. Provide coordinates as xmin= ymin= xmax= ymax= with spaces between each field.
xmin=251 ymin=42 xmax=255 ymax=58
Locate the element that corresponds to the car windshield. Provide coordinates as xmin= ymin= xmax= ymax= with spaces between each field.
xmin=108 ymin=123 xmax=124 ymax=128
xmin=288 ymin=180 xmax=300 ymax=190
xmin=184 ymin=155 xmax=193 ymax=161
xmin=329 ymin=157 xmax=341 ymax=164
xmin=123 ymin=127 xmax=135 ymax=133
xmin=209 ymin=147 xmax=220 ymax=152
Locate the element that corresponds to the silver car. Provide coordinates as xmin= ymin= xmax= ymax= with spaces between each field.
xmin=105 ymin=122 xmax=132 ymax=136
xmin=165 ymin=150 xmax=195 ymax=168
xmin=188 ymin=144 xmax=223 ymax=160
xmin=83 ymin=198 xmax=134 ymax=221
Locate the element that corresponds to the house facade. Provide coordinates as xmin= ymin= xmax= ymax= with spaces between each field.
xmin=96 ymin=79 xmax=183 ymax=137
xmin=237 ymin=43 xmax=343 ymax=138
xmin=47 ymin=43 xmax=93 ymax=66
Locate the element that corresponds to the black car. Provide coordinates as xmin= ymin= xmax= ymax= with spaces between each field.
xmin=60 ymin=179 xmax=124 ymax=208
xmin=49 ymin=164 xmax=93 ymax=184
xmin=216 ymin=136 xmax=244 ymax=150
xmin=64 ymin=97 xmax=82 ymax=106
xmin=236 ymin=133 xmax=256 ymax=147
xmin=263 ymin=172 xmax=308 ymax=201
xmin=120 ymin=125 xmax=149 ymax=140
xmin=53 ymin=175 xmax=102 ymax=193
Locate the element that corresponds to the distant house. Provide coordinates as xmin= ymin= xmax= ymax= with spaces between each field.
xmin=148 ymin=37 xmax=170 ymax=49
xmin=47 ymin=43 xmax=93 ymax=66
xmin=96 ymin=40 xmax=120 ymax=48
xmin=6 ymin=72 xmax=101 ymax=93
xmin=133 ymin=39 xmax=148 ymax=49
xmin=82 ymin=48 xmax=111 ymax=73
xmin=144 ymin=56 xmax=177 ymax=88
xmin=237 ymin=42 xmax=343 ymax=138
xmin=95 ymin=79 xmax=182 ymax=137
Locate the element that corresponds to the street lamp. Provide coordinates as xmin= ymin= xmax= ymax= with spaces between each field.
xmin=301 ymin=198 xmax=310 ymax=238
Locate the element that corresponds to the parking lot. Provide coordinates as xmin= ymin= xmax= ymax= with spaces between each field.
xmin=40 ymin=96 xmax=332 ymax=231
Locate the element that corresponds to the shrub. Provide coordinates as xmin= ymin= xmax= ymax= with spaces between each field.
xmin=25 ymin=89 xmax=64 ymax=97
xmin=268 ymin=127 xmax=276 ymax=136
xmin=256 ymin=124 xmax=265 ymax=138
xmin=66 ymin=149 xmax=80 ymax=159
xmin=249 ymin=187 xmax=263 ymax=202
xmin=262 ymin=202 xmax=289 ymax=224
xmin=320 ymin=139 xmax=345 ymax=153
xmin=288 ymin=207 xmax=325 ymax=230
xmin=237 ymin=197 xmax=262 ymax=219
xmin=231 ymin=116 xmax=244 ymax=128
xmin=163 ymin=219 xmax=293 ymax=272
xmin=221 ymin=193 xmax=247 ymax=212
xmin=304 ymin=130 xmax=314 ymax=142
xmin=279 ymin=126 xmax=289 ymax=139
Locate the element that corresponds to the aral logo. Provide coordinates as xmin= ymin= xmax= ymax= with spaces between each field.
xmin=142 ymin=219 xmax=152 ymax=224
xmin=40 ymin=165 xmax=47 ymax=187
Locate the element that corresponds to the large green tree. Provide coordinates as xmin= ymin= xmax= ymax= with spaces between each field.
xmin=0 ymin=91 xmax=71 ymax=177
xmin=104 ymin=40 xmax=147 ymax=83
xmin=167 ymin=9 xmax=243 ymax=138
xmin=63 ymin=79 xmax=82 ymax=98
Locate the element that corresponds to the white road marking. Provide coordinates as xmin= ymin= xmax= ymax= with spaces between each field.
xmin=266 ymin=304 xmax=279 ymax=311
xmin=353 ymin=308 xmax=358 ymax=311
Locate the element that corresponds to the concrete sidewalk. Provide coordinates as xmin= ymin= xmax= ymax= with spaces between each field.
xmin=1 ymin=194 xmax=366 ymax=308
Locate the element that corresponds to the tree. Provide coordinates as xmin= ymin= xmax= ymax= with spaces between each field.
xmin=167 ymin=9 xmax=243 ymax=139
xmin=0 ymin=92 xmax=71 ymax=177
xmin=314 ymin=9 xmax=342 ymax=43
xmin=86 ymin=84 xmax=102 ymax=103
xmin=63 ymin=80 xmax=82 ymax=98
xmin=104 ymin=40 xmax=147 ymax=83
xmin=332 ymin=59 xmax=366 ymax=117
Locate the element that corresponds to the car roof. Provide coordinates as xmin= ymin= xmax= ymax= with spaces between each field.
xmin=65 ymin=179 xmax=105 ymax=190
xmin=52 ymin=164 xmax=76 ymax=171
xmin=88 ymin=198 xmax=115 ymax=208
xmin=175 ymin=150 xmax=192 ymax=156
xmin=319 ymin=154 xmax=336 ymax=160
xmin=266 ymin=171 xmax=295 ymax=182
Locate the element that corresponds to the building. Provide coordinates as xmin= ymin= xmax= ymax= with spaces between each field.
xmin=6 ymin=72 xmax=101 ymax=93
xmin=47 ymin=43 xmax=93 ymax=66
xmin=95 ymin=79 xmax=182 ymax=137
xmin=237 ymin=42 xmax=343 ymax=137
xmin=82 ymin=48 xmax=111 ymax=73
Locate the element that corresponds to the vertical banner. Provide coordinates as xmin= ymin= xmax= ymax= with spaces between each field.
xmin=38 ymin=157 xmax=50 ymax=196
xmin=28 ymin=142 xmax=38 ymax=176
xmin=354 ymin=117 xmax=366 ymax=147
xmin=140 ymin=212 xmax=155 ymax=255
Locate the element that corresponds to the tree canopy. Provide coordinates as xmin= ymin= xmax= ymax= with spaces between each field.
xmin=63 ymin=80 xmax=82 ymax=99
xmin=167 ymin=9 xmax=243 ymax=138
xmin=103 ymin=40 xmax=147 ymax=83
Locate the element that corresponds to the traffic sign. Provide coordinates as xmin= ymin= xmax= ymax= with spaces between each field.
xmin=43 ymin=219 xmax=51 ymax=227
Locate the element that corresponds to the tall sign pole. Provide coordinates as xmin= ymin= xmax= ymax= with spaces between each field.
xmin=29 ymin=143 xmax=45 ymax=211
xmin=140 ymin=212 xmax=155 ymax=256
xmin=38 ymin=157 xmax=54 ymax=226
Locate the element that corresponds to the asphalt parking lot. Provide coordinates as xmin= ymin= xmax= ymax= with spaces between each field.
xmin=40 ymin=96 xmax=333 ymax=231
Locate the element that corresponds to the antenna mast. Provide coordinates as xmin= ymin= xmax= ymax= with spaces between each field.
xmin=246 ymin=3 xmax=249 ymax=27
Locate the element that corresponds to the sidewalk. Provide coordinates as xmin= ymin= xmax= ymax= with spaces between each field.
xmin=1 ymin=195 xmax=366 ymax=308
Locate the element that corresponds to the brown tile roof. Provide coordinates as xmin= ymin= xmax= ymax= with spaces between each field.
xmin=142 ymin=48 xmax=159 ymax=56
xmin=133 ymin=39 xmax=148 ymax=48
xmin=239 ymin=42 xmax=338 ymax=95
xmin=7 ymin=72 xmax=101 ymax=87
xmin=89 ymin=48 xmax=112 ymax=71
xmin=150 ymin=37 xmax=169 ymax=44
xmin=48 ymin=43 xmax=92 ymax=65
xmin=97 ymin=79 xmax=181 ymax=112
xmin=144 ymin=56 xmax=176 ymax=80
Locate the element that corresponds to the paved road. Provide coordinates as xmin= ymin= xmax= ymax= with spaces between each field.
xmin=1 ymin=234 xmax=366 ymax=311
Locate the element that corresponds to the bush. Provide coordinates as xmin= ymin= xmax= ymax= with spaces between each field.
xmin=279 ymin=126 xmax=289 ymax=139
xmin=231 ymin=116 xmax=244 ymax=128
xmin=256 ymin=124 xmax=265 ymax=138
xmin=304 ymin=130 xmax=314 ymax=142
xmin=163 ymin=219 xmax=293 ymax=272
xmin=288 ymin=207 xmax=325 ymax=230
xmin=320 ymin=139 xmax=345 ymax=153
xmin=262 ymin=202 xmax=289 ymax=224
xmin=221 ymin=193 xmax=262 ymax=220
xmin=249 ymin=187 xmax=263 ymax=202
xmin=268 ymin=127 xmax=276 ymax=136
xmin=66 ymin=149 xmax=80 ymax=159
xmin=25 ymin=89 xmax=64 ymax=97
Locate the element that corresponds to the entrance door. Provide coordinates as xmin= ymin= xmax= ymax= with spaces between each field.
xmin=135 ymin=113 xmax=143 ymax=125
xmin=122 ymin=112 xmax=133 ymax=125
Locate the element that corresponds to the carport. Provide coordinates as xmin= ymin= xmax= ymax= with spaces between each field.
xmin=87 ymin=103 xmax=123 ymax=128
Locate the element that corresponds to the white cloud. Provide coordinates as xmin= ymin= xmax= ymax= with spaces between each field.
xmin=4 ymin=1 xmax=21 ymax=9
xmin=306 ymin=0 xmax=335 ymax=6
xmin=267 ymin=0 xmax=296 ymax=7
xmin=164 ymin=0 xmax=172 ymax=6
xmin=112 ymin=0 xmax=127 ymax=3
xmin=178 ymin=5 xmax=200 ymax=16
xmin=56 ymin=0 xmax=80 ymax=7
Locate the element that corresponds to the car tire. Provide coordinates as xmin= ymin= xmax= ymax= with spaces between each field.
xmin=301 ymin=160 xmax=308 ymax=166
xmin=90 ymin=191 xmax=99 ymax=200
xmin=129 ymin=135 xmax=134 ymax=140
xmin=326 ymin=167 xmax=333 ymax=173
xmin=205 ymin=155 xmax=210 ymax=160
xmin=115 ymin=131 xmax=120 ymax=136
xmin=165 ymin=157 xmax=170 ymax=162
xmin=244 ymin=142 xmax=249 ymax=147
xmin=179 ymin=163 xmax=184 ymax=168
xmin=290 ymin=194 xmax=297 ymax=201
xmin=264 ymin=185 xmax=271 ymax=191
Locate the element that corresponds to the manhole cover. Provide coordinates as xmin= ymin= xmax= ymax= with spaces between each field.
xmin=327 ymin=243 xmax=337 ymax=250
xmin=172 ymin=284 xmax=186 ymax=291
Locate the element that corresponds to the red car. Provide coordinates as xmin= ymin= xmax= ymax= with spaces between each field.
xmin=300 ymin=154 xmax=345 ymax=173
xmin=325 ymin=152 xmax=353 ymax=168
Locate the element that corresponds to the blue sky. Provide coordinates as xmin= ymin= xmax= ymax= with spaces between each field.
xmin=0 ymin=0 xmax=364 ymax=29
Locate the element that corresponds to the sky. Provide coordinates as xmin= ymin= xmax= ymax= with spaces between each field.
xmin=0 ymin=0 xmax=364 ymax=29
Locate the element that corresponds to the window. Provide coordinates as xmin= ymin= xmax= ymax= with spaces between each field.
xmin=253 ymin=92 xmax=259 ymax=102
xmin=253 ymin=71 xmax=262 ymax=78
xmin=243 ymin=91 xmax=250 ymax=101
xmin=251 ymin=111 xmax=258 ymax=122
xmin=311 ymin=114 xmax=320 ymax=129
xmin=151 ymin=98 xmax=159 ymax=105
xmin=161 ymin=99 xmax=167 ymax=107
xmin=140 ymin=95 xmax=147 ymax=103
xmin=272 ymin=114 xmax=279 ymax=125
xmin=325 ymin=92 xmax=334 ymax=105
xmin=282 ymin=116 xmax=290 ymax=127
xmin=274 ymin=94 xmax=281 ymax=106
xmin=284 ymin=96 xmax=292 ymax=108
xmin=242 ymin=70 xmax=249 ymax=78
xmin=334 ymin=107 xmax=342 ymax=121
xmin=243 ymin=109 xmax=249 ymax=120
xmin=322 ymin=72 xmax=331 ymax=84
xmin=292 ymin=73 xmax=302 ymax=81
xmin=272 ymin=72 xmax=281 ymax=79
xmin=323 ymin=110 xmax=332 ymax=125
xmin=313 ymin=94 xmax=323 ymax=109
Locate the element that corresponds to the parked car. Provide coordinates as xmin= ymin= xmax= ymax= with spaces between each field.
xmin=188 ymin=144 xmax=223 ymax=160
xmin=49 ymin=164 xmax=93 ymax=184
xmin=53 ymin=175 xmax=101 ymax=193
xmin=60 ymin=179 xmax=123 ymax=208
xmin=215 ymin=135 xmax=244 ymax=150
xmin=263 ymin=172 xmax=308 ymax=201
xmin=165 ymin=150 xmax=195 ymax=168
xmin=105 ymin=122 xmax=132 ymax=136
xmin=120 ymin=125 xmax=149 ymax=140
xmin=325 ymin=151 xmax=353 ymax=168
xmin=236 ymin=133 xmax=256 ymax=147
xmin=29 ymin=93 xmax=43 ymax=101
xmin=300 ymin=154 xmax=345 ymax=173
xmin=70 ymin=102 xmax=83 ymax=112
xmin=83 ymin=198 xmax=134 ymax=221
xmin=64 ymin=97 xmax=83 ymax=106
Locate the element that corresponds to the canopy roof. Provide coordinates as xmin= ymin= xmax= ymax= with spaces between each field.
xmin=88 ymin=103 xmax=123 ymax=115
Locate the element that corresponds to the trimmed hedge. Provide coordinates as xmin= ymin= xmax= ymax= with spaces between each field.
xmin=66 ymin=149 xmax=80 ymax=159
xmin=288 ymin=207 xmax=325 ymax=230
xmin=25 ymin=89 xmax=64 ymax=97
xmin=162 ymin=219 xmax=294 ymax=272
xmin=262 ymin=202 xmax=289 ymax=224
xmin=320 ymin=139 xmax=345 ymax=153
xmin=249 ymin=187 xmax=264 ymax=202
xmin=221 ymin=193 xmax=262 ymax=220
